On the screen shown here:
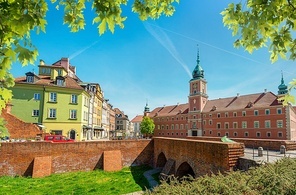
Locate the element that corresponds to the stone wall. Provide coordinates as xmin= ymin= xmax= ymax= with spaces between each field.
xmin=0 ymin=139 xmax=153 ymax=177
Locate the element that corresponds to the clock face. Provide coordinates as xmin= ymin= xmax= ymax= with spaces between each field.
xmin=193 ymin=83 xmax=197 ymax=89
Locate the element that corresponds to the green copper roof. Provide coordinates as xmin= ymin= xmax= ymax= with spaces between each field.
xmin=192 ymin=47 xmax=204 ymax=80
xmin=278 ymin=72 xmax=288 ymax=95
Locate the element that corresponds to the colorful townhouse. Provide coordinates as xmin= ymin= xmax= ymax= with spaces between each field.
xmin=146 ymin=53 xmax=296 ymax=140
xmin=10 ymin=58 xmax=107 ymax=141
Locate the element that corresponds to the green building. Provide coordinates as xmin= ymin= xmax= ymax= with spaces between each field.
xmin=11 ymin=58 xmax=90 ymax=141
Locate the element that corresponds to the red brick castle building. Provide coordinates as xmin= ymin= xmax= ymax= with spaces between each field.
xmin=146 ymin=52 xmax=296 ymax=140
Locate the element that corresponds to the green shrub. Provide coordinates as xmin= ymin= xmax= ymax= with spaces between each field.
xmin=147 ymin=158 xmax=296 ymax=195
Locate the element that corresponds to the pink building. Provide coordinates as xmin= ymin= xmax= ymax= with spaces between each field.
xmin=147 ymin=52 xmax=296 ymax=140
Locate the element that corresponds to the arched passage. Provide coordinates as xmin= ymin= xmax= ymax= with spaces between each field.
xmin=176 ymin=162 xmax=195 ymax=179
xmin=156 ymin=152 xmax=167 ymax=168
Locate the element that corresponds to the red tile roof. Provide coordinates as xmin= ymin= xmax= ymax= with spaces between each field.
xmin=15 ymin=75 xmax=84 ymax=90
xmin=149 ymin=92 xmax=281 ymax=116
xmin=131 ymin=115 xmax=143 ymax=123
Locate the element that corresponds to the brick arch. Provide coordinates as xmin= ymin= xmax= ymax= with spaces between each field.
xmin=156 ymin=152 xmax=167 ymax=168
xmin=175 ymin=161 xmax=195 ymax=178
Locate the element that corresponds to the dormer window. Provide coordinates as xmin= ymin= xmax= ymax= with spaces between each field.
xmin=27 ymin=75 xmax=34 ymax=83
xmin=247 ymin=101 xmax=253 ymax=108
xmin=56 ymin=76 xmax=65 ymax=86
xmin=25 ymin=72 xmax=36 ymax=83
xmin=211 ymin=106 xmax=216 ymax=111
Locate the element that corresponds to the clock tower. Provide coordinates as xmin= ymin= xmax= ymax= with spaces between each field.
xmin=188 ymin=48 xmax=208 ymax=136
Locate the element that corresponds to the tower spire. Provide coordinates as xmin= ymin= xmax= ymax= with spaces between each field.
xmin=196 ymin=44 xmax=200 ymax=66
xmin=192 ymin=44 xmax=204 ymax=80
xmin=278 ymin=71 xmax=288 ymax=95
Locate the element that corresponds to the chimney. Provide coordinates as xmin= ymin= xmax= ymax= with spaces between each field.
xmin=40 ymin=59 xmax=45 ymax=65
xmin=237 ymin=93 xmax=240 ymax=97
xmin=264 ymin=89 xmax=267 ymax=93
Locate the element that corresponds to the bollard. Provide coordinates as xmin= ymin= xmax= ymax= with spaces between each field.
xmin=258 ymin=147 xmax=263 ymax=157
xmin=280 ymin=145 xmax=286 ymax=155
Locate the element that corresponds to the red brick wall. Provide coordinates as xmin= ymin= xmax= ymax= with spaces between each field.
xmin=154 ymin=137 xmax=244 ymax=177
xmin=1 ymin=110 xmax=42 ymax=139
xmin=0 ymin=140 xmax=153 ymax=177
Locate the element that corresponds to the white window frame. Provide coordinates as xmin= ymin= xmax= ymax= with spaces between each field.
xmin=242 ymin=121 xmax=247 ymax=128
xmin=34 ymin=93 xmax=40 ymax=100
xmin=48 ymin=108 xmax=56 ymax=118
xmin=70 ymin=110 xmax=77 ymax=119
xmin=71 ymin=94 xmax=78 ymax=104
xmin=265 ymin=120 xmax=271 ymax=128
xmin=32 ymin=109 xmax=39 ymax=116
xmin=277 ymin=120 xmax=283 ymax=128
xmin=49 ymin=92 xmax=57 ymax=102
xmin=254 ymin=121 xmax=260 ymax=128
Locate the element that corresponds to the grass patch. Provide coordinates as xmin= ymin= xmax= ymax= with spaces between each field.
xmin=0 ymin=165 xmax=152 ymax=195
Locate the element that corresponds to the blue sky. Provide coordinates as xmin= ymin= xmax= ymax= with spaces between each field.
xmin=11 ymin=0 xmax=296 ymax=119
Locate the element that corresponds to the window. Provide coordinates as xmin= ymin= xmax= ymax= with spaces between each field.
xmin=193 ymin=115 xmax=196 ymax=119
xmin=277 ymin=120 xmax=283 ymax=128
xmin=203 ymin=120 xmax=206 ymax=125
xmin=57 ymin=69 xmax=62 ymax=76
xmin=233 ymin=112 xmax=237 ymax=117
xmin=48 ymin=108 xmax=56 ymax=118
xmin=49 ymin=92 xmax=57 ymax=102
xmin=84 ymin=97 xmax=89 ymax=107
xmin=217 ymin=132 xmax=221 ymax=137
xmin=254 ymin=121 xmax=259 ymax=128
xmin=185 ymin=124 xmax=188 ymax=130
xmin=265 ymin=120 xmax=271 ymax=128
xmin=33 ymin=93 xmax=40 ymax=100
xmin=27 ymin=75 xmax=34 ymax=83
xmin=209 ymin=130 xmax=212 ymax=135
xmin=209 ymin=114 xmax=212 ymax=117
xmin=217 ymin=113 xmax=221 ymax=118
xmin=254 ymin=110 xmax=259 ymax=116
xmin=32 ymin=110 xmax=39 ymax=116
xmin=71 ymin=94 xmax=78 ymax=104
xmin=225 ymin=132 xmax=229 ymax=136
xmin=161 ymin=125 xmax=164 ymax=130
xmin=234 ymin=132 xmax=238 ymax=137
xmin=244 ymin=132 xmax=249 ymax=137
xmin=209 ymin=120 xmax=212 ymax=125
xmin=267 ymin=132 xmax=271 ymax=138
xmin=180 ymin=124 xmax=184 ymax=129
xmin=83 ymin=111 xmax=88 ymax=121
xmin=172 ymin=117 xmax=174 ymax=121
xmin=278 ymin=132 xmax=283 ymax=138
xmin=265 ymin=109 xmax=270 ymax=115
xmin=41 ymin=68 xmax=51 ymax=74
xmin=242 ymin=111 xmax=246 ymax=116
xmin=217 ymin=123 xmax=221 ymax=129
xmin=233 ymin=122 xmax=238 ymax=129
xmin=56 ymin=79 xmax=64 ymax=86
xmin=166 ymin=125 xmax=169 ymax=130
xmin=175 ymin=124 xmax=179 ymax=130
xmin=242 ymin=121 xmax=247 ymax=128
xmin=225 ymin=122 xmax=229 ymax=129
xmin=256 ymin=132 xmax=261 ymax=137
xmin=225 ymin=112 xmax=228 ymax=117
xmin=70 ymin=110 xmax=77 ymax=119
xmin=192 ymin=122 xmax=196 ymax=128
xmin=171 ymin=124 xmax=174 ymax=130
xmin=277 ymin=108 xmax=282 ymax=114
